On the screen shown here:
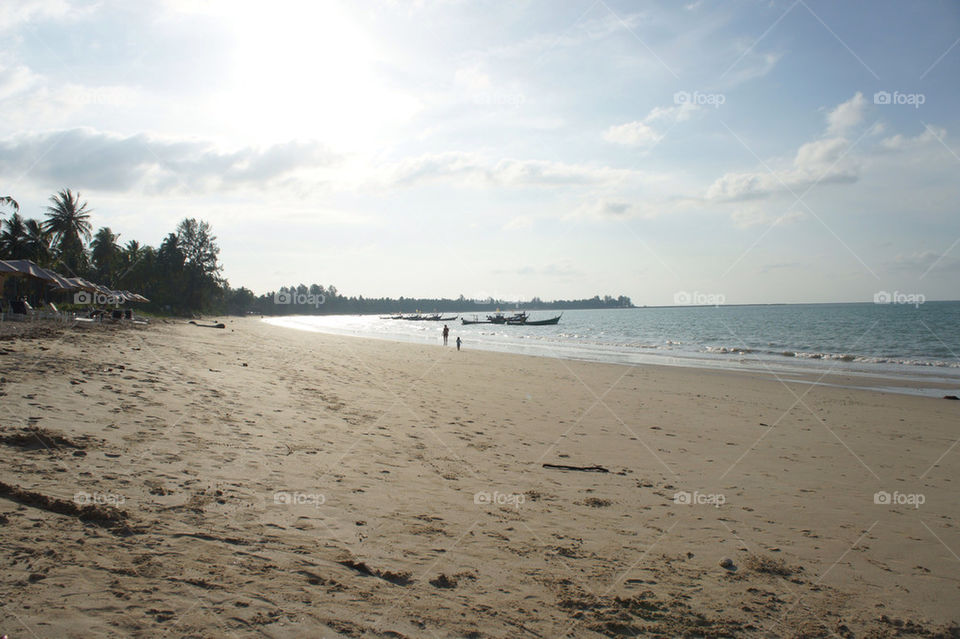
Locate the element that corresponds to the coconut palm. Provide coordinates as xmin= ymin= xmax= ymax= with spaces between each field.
xmin=1 ymin=196 xmax=18 ymax=213
xmin=91 ymin=226 xmax=122 ymax=284
xmin=24 ymin=219 xmax=52 ymax=265
xmin=0 ymin=212 xmax=29 ymax=259
xmin=44 ymin=188 xmax=92 ymax=274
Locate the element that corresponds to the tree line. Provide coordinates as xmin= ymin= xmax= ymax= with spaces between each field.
xmin=2 ymin=190 xmax=633 ymax=316
xmin=1 ymin=189 xmax=230 ymax=314
xmin=254 ymin=289 xmax=634 ymax=315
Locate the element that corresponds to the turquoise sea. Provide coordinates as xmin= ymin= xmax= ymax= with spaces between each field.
xmin=266 ymin=301 xmax=960 ymax=396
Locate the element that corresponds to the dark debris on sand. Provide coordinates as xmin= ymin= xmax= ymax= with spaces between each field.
xmin=0 ymin=425 xmax=87 ymax=451
xmin=338 ymin=558 xmax=413 ymax=586
xmin=0 ymin=480 xmax=134 ymax=535
xmin=559 ymin=589 xmax=745 ymax=638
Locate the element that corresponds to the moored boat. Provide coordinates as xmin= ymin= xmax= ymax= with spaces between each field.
xmin=523 ymin=313 xmax=562 ymax=326
xmin=489 ymin=311 xmax=526 ymax=324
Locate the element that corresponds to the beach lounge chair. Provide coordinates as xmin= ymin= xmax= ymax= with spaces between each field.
xmin=7 ymin=299 xmax=34 ymax=321
xmin=39 ymin=301 xmax=69 ymax=322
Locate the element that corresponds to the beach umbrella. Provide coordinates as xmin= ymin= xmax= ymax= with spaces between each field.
xmin=62 ymin=277 xmax=99 ymax=292
xmin=3 ymin=259 xmax=57 ymax=282
xmin=1 ymin=259 xmax=56 ymax=302
xmin=0 ymin=260 xmax=18 ymax=293
xmin=39 ymin=268 xmax=76 ymax=291
xmin=0 ymin=260 xmax=77 ymax=304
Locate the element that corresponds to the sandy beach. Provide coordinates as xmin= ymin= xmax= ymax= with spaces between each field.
xmin=1 ymin=317 xmax=958 ymax=638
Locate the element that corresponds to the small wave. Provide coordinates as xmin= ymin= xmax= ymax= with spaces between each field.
xmin=752 ymin=348 xmax=960 ymax=369
xmin=704 ymin=346 xmax=755 ymax=355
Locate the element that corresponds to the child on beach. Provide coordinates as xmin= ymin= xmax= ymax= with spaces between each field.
xmin=456 ymin=336 xmax=462 ymax=351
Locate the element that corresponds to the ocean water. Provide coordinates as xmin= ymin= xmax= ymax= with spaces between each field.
xmin=265 ymin=302 xmax=960 ymax=394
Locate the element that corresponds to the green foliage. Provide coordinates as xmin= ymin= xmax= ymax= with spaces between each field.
xmin=91 ymin=227 xmax=122 ymax=285
xmin=44 ymin=189 xmax=93 ymax=274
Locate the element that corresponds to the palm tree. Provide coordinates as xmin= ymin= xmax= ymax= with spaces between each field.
xmin=44 ymin=189 xmax=93 ymax=274
xmin=24 ymin=219 xmax=52 ymax=265
xmin=124 ymin=239 xmax=142 ymax=263
xmin=0 ymin=212 xmax=29 ymax=259
xmin=91 ymin=226 xmax=121 ymax=284
xmin=1 ymin=196 xmax=18 ymax=213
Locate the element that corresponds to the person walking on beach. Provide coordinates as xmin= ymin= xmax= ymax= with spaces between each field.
xmin=442 ymin=324 xmax=449 ymax=346
xmin=456 ymin=336 xmax=462 ymax=351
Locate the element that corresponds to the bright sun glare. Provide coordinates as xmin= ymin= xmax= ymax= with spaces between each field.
xmin=213 ymin=2 xmax=420 ymax=149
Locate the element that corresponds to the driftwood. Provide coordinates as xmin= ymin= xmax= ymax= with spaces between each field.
xmin=542 ymin=463 xmax=609 ymax=473
xmin=189 ymin=321 xmax=225 ymax=329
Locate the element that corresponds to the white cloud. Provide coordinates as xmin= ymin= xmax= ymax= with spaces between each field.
xmin=381 ymin=152 xmax=638 ymax=188
xmin=706 ymin=94 xmax=868 ymax=202
xmin=646 ymin=102 xmax=699 ymax=123
xmin=0 ymin=62 xmax=41 ymax=101
xmin=826 ymin=92 xmax=865 ymax=136
xmin=578 ymin=199 xmax=635 ymax=219
xmin=604 ymin=121 xmax=660 ymax=147
xmin=0 ymin=0 xmax=74 ymax=30
xmin=604 ymin=101 xmax=700 ymax=148
xmin=706 ymin=140 xmax=858 ymax=201
xmin=0 ymin=128 xmax=339 ymax=194
xmin=503 ymin=216 xmax=533 ymax=230
xmin=878 ymin=125 xmax=947 ymax=152
xmin=722 ymin=50 xmax=783 ymax=87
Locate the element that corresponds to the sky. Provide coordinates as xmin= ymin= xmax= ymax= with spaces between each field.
xmin=0 ymin=0 xmax=958 ymax=305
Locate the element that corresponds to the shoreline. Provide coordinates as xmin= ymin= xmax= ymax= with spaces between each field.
xmin=2 ymin=317 xmax=958 ymax=637
xmin=264 ymin=315 xmax=960 ymax=399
